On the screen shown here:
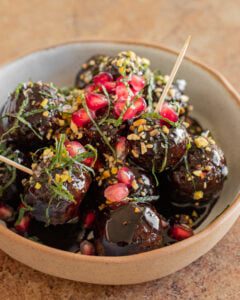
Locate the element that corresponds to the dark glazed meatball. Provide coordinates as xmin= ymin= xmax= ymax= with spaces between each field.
xmin=22 ymin=137 xmax=92 ymax=225
xmin=0 ymin=82 xmax=66 ymax=149
xmin=95 ymin=202 xmax=163 ymax=256
xmin=128 ymin=118 xmax=189 ymax=172
xmin=168 ymin=134 xmax=228 ymax=202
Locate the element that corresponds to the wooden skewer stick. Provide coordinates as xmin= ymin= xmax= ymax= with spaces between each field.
xmin=0 ymin=155 xmax=33 ymax=175
xmin=154 ymin=35 xmax=191 ymax=113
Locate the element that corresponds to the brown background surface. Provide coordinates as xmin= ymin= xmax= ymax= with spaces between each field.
xmin=0 ymin=0 xmax=239 ymax=299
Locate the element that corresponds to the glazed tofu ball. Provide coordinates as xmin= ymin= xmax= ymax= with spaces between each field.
xmin=22 ymin=137 xmax=93 ymax=225
xmin=128 ymin=117 xmax=189 ymax=172
xmin=168 ymin=134 xmax=228 ymax=202
xmin=0 ymin=82 xmax=66 ymax=149
xmin=95 ymin=202 xmax=163 ymax=256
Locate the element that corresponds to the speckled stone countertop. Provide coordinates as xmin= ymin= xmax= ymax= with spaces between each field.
xmin=0 ymin=0 xmax=239 ymax=299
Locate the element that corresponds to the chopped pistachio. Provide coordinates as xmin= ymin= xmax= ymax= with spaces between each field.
xmin=127 ymin=134 xmax=140 ymax=141
xmin=42 ymin=111 xmax=49 ymax=117
xmin=140 ymin=142 xmax=147 ymax=155
xmin=193 ymin=191 xmax=204 ymax=200
xmin=150 ymin=129 xmax=159 ymax=137
xmin=132 ymin=179 xmax=139 ymax=190
xmin=131 ymin=149 xmax=139 ymax=158
xmin=34 ymin=182 xmax=42 ymax=190
xmin=162 ymin=125 xmax=169 ymax=135
xmin=133 ymin=119 xmax=147 ymax=127
xmin=194 ymin=136 xmax=209 ymax=148
xmin=40 ymin=98 xmax=49 ymax=108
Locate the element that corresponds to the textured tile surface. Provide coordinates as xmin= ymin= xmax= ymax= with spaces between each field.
xmin=0 ymin=0 xmax=239 ymax=299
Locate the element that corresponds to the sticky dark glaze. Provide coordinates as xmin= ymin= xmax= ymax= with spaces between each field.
xmin=95 ymin=202 xmax=163 ymax=256
xmin=168 ymin=135 xmax=228 ymax=202
xmin=0 ymin=82 xmax=66 ymax=150
xmin=128 ymin=118 xmax=188 ymax=172
xmin=23 ymin=161 xmax=92 ymax=225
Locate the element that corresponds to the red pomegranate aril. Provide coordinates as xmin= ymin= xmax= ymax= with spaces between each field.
xmin=113 ymin=100 xmax=126 ymax=117
xmin=115 ymin=137 xmax=129 ymax=160
xmin=129 ymin=75 xmax=145 ymax=92
xmin=72 ymin=108 xmax=95 ymax=128
xmin=0 ymin=203 xmax=13 ymax=221
xmin=15 ymin=215 xmax=31 ymax=233
xmin=160 ymin=104 xmax=178 ymax=127
xmin=116 ymin=81 xmax=129 ymax=101
xmin=83 ymin=211 xmax=96 ymax=229
xmin=103 ymin=81 xmax=116 ymax=93
xmin=80 ymin=240 xmax=95 ymax=255
xmin=85 ymin=84 xmax=97 ymax=93
xmin=86 ymin=92 xmax=108 ymax=111
xmin=117 ymin=167 xmax=135 ymax=187
xmin=65 ymin=140 xmax=94 ymax=166
xmin=83 ymin=157 xmax=94 ymax=167
xmin=123 ymin=97 xmax=147 ymax=120
xmin=93 ymin=72 xmax=113 ymax=85
xmin=65 ymin=140 xmax=85 ymax=157
xmin=93 ymin=72 xmax=116 ymax=92
xmin=104 ymin=183 xmax=129 ymax=203
xmin=169 ymin=224 xmax=193 ymax=241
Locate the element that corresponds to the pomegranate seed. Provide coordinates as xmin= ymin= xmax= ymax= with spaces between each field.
xmin=104 ymin=183 xmax=129 ymax=203
xmin=115 ymin=137 xmax=129 ymax=160
xmin=169 ymin=224 xmax=193 ymax=241
xmin=83 ymin=211 xmax=96 ymax=229
xmin=104 ymin=81 xmax=116 ymax=93
xmin=15 ymin=215 xmax=31 ymax=233
xmin=65 ymin=140 xmax=94 ymax=166
xmin=65 ymin=140 xmax=85 ymax=157
xmin=113 ymin=100 xmax=126 ymax=117
xmin=83 ymin=157 xmax=95 ymax=167
xmin=129 ymin=75 xmax=145 ymax=92
xmin=72 ymin=108 xmax=95 ymax=128
xmin=85 ymin=84 xmax=97 ymax=93
xmin=93 ymin=72 xmax=113 ymax=85
xmin=80 ymin=240 xmax=95 ymax=255
xmin=160 ymin=104 xmax=178 ymax=127
xmin=93 ymin=72 xmax=116 ymax=92
xmin=123 ymin=97 xmax=147 ymax=120
xmin=86 ymin=92 xmax=108 ymax=111
xmin=0 ymin=203 xmax=13 ymax=221
xmin=116 ymin=82 xmax=129 ymax=101
xmin=117 ymin=167 xmax=135 ymax=187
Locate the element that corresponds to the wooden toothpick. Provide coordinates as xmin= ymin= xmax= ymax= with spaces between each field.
xmin=0 ymin=155 xmax=33 ymax=175
xmin=154 ymin=36 xmax=191 ymax=113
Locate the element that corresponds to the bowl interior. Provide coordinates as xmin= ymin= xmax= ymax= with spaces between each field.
xmin=0 ymin=42 xmax=239 ymax=232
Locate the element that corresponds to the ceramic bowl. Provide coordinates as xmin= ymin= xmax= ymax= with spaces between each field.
xmin=0 ymin=41 xmax=239 ymax=285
